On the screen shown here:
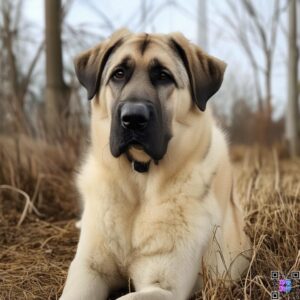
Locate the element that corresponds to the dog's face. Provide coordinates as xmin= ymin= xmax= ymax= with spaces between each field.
xmin=75 ymin=29 xmax=226 ymax=169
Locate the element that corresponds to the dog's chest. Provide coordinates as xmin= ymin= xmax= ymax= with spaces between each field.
xmin=100 ymin=192 xmax=196 ymax=265
xmin=101 ymin=196 xmax=138 ymax=266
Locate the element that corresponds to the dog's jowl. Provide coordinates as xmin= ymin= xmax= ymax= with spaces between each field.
xmin=60 ymin=29 xmax=251 ymax=300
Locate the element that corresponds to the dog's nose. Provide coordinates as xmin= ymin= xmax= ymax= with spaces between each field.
xmin=120 ymin=102 xmax=150 ymax=130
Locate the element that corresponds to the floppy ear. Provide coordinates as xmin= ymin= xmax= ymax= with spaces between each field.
xmin=74 ymin=29 xmax=131 ymax=100
xmin=170 ymin=33 xmax=226 ymax=111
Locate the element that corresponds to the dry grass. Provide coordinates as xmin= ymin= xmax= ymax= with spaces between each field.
xmin=0 ymin=138 xmax=299 ymax=300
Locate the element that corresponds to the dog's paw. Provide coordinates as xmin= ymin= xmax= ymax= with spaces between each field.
xmin=116 ymin=289 xmax=171 ymax=300
xmin=116 ymin=294 xmax=136 ymax=300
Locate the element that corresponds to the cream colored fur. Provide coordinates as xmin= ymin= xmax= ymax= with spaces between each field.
xmin=60 ymin=32 xmax=250 ymax=300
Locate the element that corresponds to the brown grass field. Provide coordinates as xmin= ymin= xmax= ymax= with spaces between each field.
xmin=0 ymin=137 xmax=299 ymax=300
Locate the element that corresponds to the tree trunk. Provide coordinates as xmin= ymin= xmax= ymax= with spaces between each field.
xmin=286 ymin=0 xmax=300 ymax=157
xmin=265 ymin=55 xmax=272 ymax=118
xmin=44 ymin=0 xmax=69 ymax=139
xmin=264 ymin=54 xmax=273 ymax=145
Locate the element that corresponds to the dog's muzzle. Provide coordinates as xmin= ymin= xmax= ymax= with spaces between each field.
xmin=109 ymin=99 xmax=171 ymax=172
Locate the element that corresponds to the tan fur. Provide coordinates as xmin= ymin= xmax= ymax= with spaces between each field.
xmin=60 ymin=30 xmax=251 ymax=300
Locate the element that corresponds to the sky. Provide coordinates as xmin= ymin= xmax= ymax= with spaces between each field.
xmin=23 ymin=0 xmax=291 ymax=119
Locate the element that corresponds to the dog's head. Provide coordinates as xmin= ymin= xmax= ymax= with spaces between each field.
xmin=75 ymin=29 xmax=226 ymax=171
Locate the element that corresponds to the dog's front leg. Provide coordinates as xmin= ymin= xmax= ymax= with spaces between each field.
xmin=60 ymin=205 xmax=119 ymax=300
xmin=116 ymin=287 xmax=173 ymax=300
xmin=116 ymin=204 xmax=212 ymax=300
xmin=60 ymin=257 xmax=109 ymax=300
xmin=116 ymin=241 xmax=204 ymax=300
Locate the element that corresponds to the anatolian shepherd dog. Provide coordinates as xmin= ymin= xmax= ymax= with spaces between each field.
xmin=60 ymin=29 xmax=250 ymax=300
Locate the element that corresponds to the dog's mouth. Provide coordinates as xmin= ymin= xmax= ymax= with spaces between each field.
xmin=130 ymin=143 xmax=144 ymax=150
xmin=126 ymin=141 xmax=151 ymax=161
xmin=124 ymin=141 xmax=152 ymax=173
xmin=117 ymin=135 xmax=152 ymax=159
xmin=111 ymin=133 xmax=171 ymax=170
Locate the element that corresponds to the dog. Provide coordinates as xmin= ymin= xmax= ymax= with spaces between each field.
xmin=60 ymin=29 xmax=250 ymax=300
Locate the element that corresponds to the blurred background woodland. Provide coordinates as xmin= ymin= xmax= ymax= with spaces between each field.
xmin=0 ymin=0 xmax=299 ymax=152
xmin=0 ymin=1 xmax=300 ymax=299
xmin=0 ymin=0 xmax=300 ymax=151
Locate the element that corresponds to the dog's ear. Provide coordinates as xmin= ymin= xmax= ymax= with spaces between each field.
xmin=170 ymin=33 xmax=226 ymax=111
xmin=74 ymin=28 xmax=131 ymax=100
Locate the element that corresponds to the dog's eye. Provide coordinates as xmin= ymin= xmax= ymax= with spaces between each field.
xmin=151 ymin=69 xmax=173 ymax=85
xmin=158 ymin=71 xmax=170 ymax=81
xmin=112 ymin=68 xmax=125 ymax=80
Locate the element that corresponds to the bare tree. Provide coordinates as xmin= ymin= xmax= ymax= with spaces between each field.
xmin=0 ymin=0 xmax=44 ymax=134
xmin=45 ymin=0 xmax=70 ymax=138
xmin=220 ymin=0 xmax=284 ymax=120
xmin=286 ymin=0 xmax=300 ymax=156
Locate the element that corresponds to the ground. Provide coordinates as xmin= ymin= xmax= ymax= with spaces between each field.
xmin=0 ymin=138 xmax=299 ymax=300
